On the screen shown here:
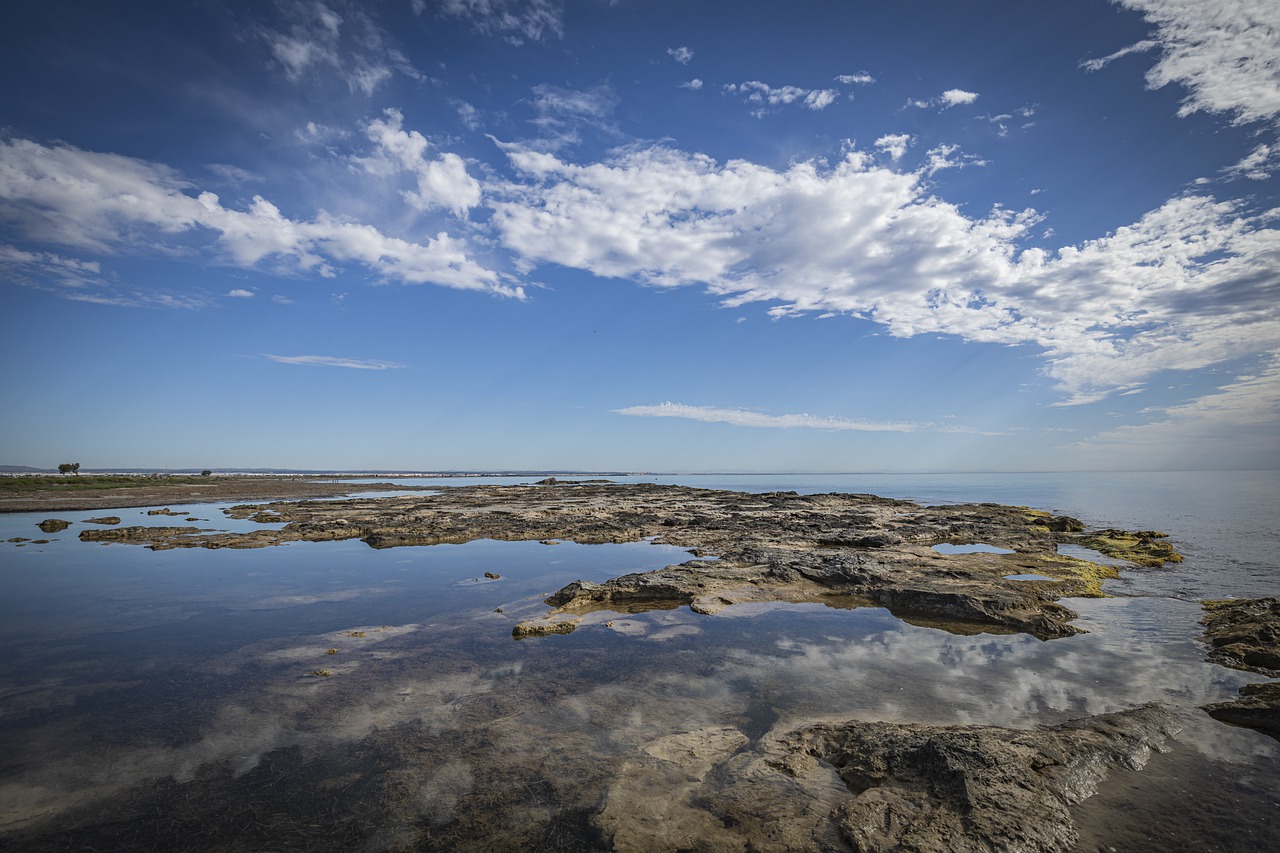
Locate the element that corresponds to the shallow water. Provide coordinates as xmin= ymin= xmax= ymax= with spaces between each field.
xmin=1 ymin=472 xmax=1277 ymax=851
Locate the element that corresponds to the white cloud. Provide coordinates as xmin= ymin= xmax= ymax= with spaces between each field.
xmin=1222 ymin=142 xmax=1278 ymax=181
xmin=272 ymin=294 xmax=295 ymax=305
xmin=1070 ymin=355 xmax=1280 ymax=469
xmin=0 ymin=243 xmax=101 ymax=286
xmin=359 ymin=108 xmax=482 ymax=217
xmin=614 ymin=403 xmax=922 ymax=432
xmin=835 ymin=73 xmax=876 ymax=85
xmin=439 ymin=0 xmax=564 ymax=44
xmin=1107 ymin=0 xmax=1280 ymax=125
xmin=941 ymin=88 xmax=979 ymax=107
xmin=523 ymin=83 xmax=619 ymax=148
xmin=667 ymin=46 xmax=693 ymax=65
xmin=0 ymin=138 xmax=518 ymax=297
xmin=489 ymin=142 xmax=1280 ymax=407
xmin=908 ymin=88 xmax=980 ymax=110
xmin=228 ymin=288 xmax=255 ymax=298
xmin=1078 ymin=39 xmax=1160 ymax=72
xmin=679 ymin=79 xmax=704 ymax=91
xmin=874 ymin=133 xmax=912 ymax=161
xmin=257 ymin=1 xmax=423 ymax=95
xmin=263 ymin=354 xmax=405 ymax=369
xmin=724 ymin=81 xmax=841 ymax=116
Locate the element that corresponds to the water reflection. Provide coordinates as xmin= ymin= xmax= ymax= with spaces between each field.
xmin=1 ymin=509 xmax=1278 ymax=849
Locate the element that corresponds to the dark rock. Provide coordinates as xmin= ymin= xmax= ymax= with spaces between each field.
xmin=1047 ymin=515 xmax=1084 ymax=532
xmin=1203 ymin=682 xmax=1280 ymax=736
xmin=84 ymin=516 xmax=121 ymax=525
xmin=37 ymin=518 xmax=70 ymax=533
xmin=1200 ymin=597 xmax=1280 ymax=676
xmin=782 ymin=704 xmax=1178 ymax=853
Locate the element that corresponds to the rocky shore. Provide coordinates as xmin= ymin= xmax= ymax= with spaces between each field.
xmin=0 ymin=476 xmax=427 ymax=514
xmin=1200 ymin=597 xmax=1280 ymax=735
xmin=9 ymin=480 xmax=1278 ymax=850
xmin=69 ymin=481 xmax=1181 ymax=643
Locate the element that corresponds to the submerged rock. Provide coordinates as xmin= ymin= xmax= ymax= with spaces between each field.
xmin=84 ymin=516 xmax=122 ymax=525
xmin=779 ymin=704 xmax=1178 ymax=853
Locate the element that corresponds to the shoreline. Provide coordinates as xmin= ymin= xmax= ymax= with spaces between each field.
xmin=0 ymin=476 xmax=432 ymax=514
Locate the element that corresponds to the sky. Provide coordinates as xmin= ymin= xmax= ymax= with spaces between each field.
xmin=1 ymin=0 xmax=1278 ymax=473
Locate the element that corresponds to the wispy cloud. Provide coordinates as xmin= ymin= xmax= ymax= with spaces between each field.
xmin=1078 ymin=39 xmax=1159 ymax=72
xmin=724 ymin=81 xmax=841 ymax=116
xmin=835 ymin=72 xmax=875 ymax=85
xmin=437 ymin=0 xmax=564 ymax=44
xmin=1102 ymin=0 xmax=1280 ymax=126
xmin=679 ymin=79 xmax=703 ymax=91
xmin=257 ymin=0 xmax=423 ymax=95
xmin=614 ymin=403 xmax=922 ymax=432
xmin=1069 ymin=355 xmax=1280 ymax=469
xmin=264 ymin=354 xmax=405 ymax=369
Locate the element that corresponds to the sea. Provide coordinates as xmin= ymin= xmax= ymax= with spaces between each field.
xmin=0 ymin=470 xmax=1276 ymax=851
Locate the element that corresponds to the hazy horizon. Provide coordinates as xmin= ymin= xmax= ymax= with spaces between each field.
xmin=3 ymin=1 xmax=1278 ymax=473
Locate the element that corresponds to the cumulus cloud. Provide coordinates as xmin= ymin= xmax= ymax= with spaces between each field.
xmin=263 ymin=354 xmax=405 ymax=369
xmin=613 ymin=403 xmax=989 ymax=434
xmin=228 ymin=288 xmax=255 ymax=298
xmin=874 ymin=133 xmax=912 ymax=161
xmin=907 ymin=88 xmax=980 ymax=110
xmin=724 ymin=81 xmax=841 ymax=116
xmin=438 ymin=0 xmax=564 ymax=44
xmin=0 ymin=138 xmax=518 ymax=297
xmin=488 ymin=142 xmax=1280 ymax=405
xmin=1106 ymin=0 xmax=1280 ymax=125
xmin=679 ymin=79 xmax=704 ymax=91
xmin=667 ymin=46 xmax=693 ymax=65
xmin=358 ymin=108 xmax=482 ymax=217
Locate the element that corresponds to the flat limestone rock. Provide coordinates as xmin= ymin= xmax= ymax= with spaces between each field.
xmin=67 ymin=483 xmax=1183 ymax=640
xmin=778 ymin=704 xmax=1179 ymax=853
xmin=1200 ymin=596 xmax=1280 ymax=676
xmin=1203 ymin=682 xmax=1280 ymax=736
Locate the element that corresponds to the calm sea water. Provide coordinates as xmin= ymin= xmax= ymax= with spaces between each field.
xmin=0 ymin=471 xmax=1276 ymax=850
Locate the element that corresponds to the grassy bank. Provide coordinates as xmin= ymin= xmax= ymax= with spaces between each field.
xmin=0 ymin=475 xmax=213 ymax=493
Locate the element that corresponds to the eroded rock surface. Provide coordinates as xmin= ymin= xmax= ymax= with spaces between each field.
xmin=1203 ymin=682 xmax=1280 ymax=736
xmin=69 ymin=483 xmax=1182 ymax=640
xmin=777 ymin=704 xmax=1179 ymax=853
xmin=36 ymin=518 xmax=70 ymax=533
xmin=1200 ymin=597 xmax=1280 ymax=676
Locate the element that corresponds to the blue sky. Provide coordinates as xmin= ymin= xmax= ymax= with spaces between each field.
xmin=2 ymin=0 xmax=1278 ymax=472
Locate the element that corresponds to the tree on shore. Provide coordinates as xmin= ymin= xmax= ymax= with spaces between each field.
xmin=58 ymin=462 xmax=81 ymax=475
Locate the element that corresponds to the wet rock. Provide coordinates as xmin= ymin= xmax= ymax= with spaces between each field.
xmin=781 ymin=704 xmax=1178 ymax=853
xmin=79 ymin=526 xmax=207 ymax=548
xmin=1203 ymin=682 xmax=1280 ymax=736
xmin=1200 ymin=597 xmax=1280 ymax=676
xmin=84 ymin=516 xmax=121 ymax=525
xmin=37 ymin=518 xmax=70 ymax=533
xmin=60 ymin=483 xmax=1180 ymax=641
